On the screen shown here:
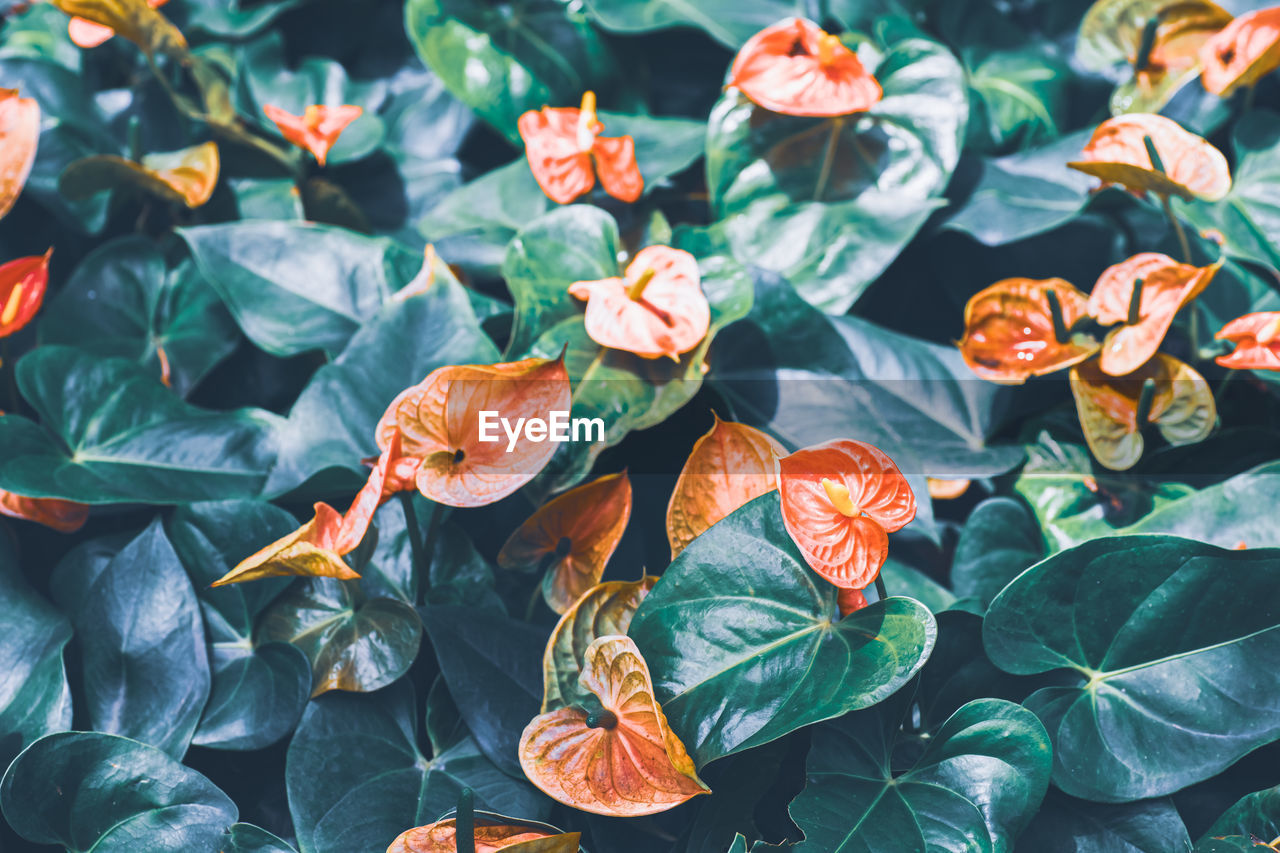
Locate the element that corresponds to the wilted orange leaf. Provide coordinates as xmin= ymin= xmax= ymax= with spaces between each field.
xmin=519 ymin=635 xmax=709 ymax=816
xmin=1200 ymin=7 xmax=1280 ymax=95
xmin=1216 ymin=311 xmax=1280 ymax=370
xmin=386 ymin=816 xmax=579 ymax=853
xmin=958 ymin=277 xmax=1099 ymax=384
xmin=263 ymin=103 xmax=363 ymax=167
xmin=517 ymin=91 xmax=643 ymax=205
xmin=777 ymin=439 xmax=916 ymax=590
xmin=211 ymin=502 xmax=359 ymax=587
xmin=498 ymin=472 xmax=632 ymax=615
xmin=59 ymin=142 xmax=221 ymax=208
xmin=666 ymin=414 xmax=784 ymax=558
xmin=53 ymin=0 xmax=187 ymax=58
xmin=377 ymin=356 xmax=571 ymax=507
xmin=0 ymin=249 xmax=52 ymax=338
xmin=1088 ymin=252 xmax=1219 ymax=376
xmin=541 ymin=576 xmax=656 ymax=713
xmin=1070 ymin=353 xmax=1216 ymax=470
xmin=67 ymin=0 xmax=167 ymax=47
xmin=0 ymin=90 xmax=38 ymax=222
xmin=1068 ymin=113 xmax=1231 ymax=201
xmin=568 ymin=245 xmax=710 ymax=361
xmin=729 ymin=17 xmax=882 ymax=117
xmin=0 ymin=491 xmax=88 ymax=533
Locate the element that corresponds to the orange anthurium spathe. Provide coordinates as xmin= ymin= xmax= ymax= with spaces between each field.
xmin=519 ymin=635 xmax=710 ymax=816
xmin=837 ymin=587 xmax=868 ymax=617
xmin=263 ymin=103 xmax=363 ymax=167
xmin=377 ymin=356 xmax=571 ymax=507
xmin=957 ymin=277 xmax=1099 ymax=384
xmin=1200 ymin=7 xmax=1280 ymax=96
xmin=498 ymin=471 xmax=632 ymax=614
xmin=777 ymin=439 xmax=916 ymax=590
xmin=1216 ymin=311 xmax=1280 ymax=370
xmin=729 ymin=17 xmax=882 ymax=116
xmin=0 ymin=249 xmax=52 ymax=337
xmin=0 ymin=90 xmax=38 ymax=222
xmin=1070 ymin=354 xmax=1216 ymax=470
xmin=1068 ymin=113 xmax=1231 ymax=201
xmin=386 ymin=816 xmax=579 ymax=853
xmin=517 ymin=91 xmax=643 ymax=204
xmin=665 ymin=414 xmax=784 ymax=558
xmin=68 ymin=0 xmax=168 ymax=48
xmin=0 ymin=491 xmax=88 ymax=533
xmin=926 ymin=477 xmax=970 ymax=500
xmin=1088 ymin=253 xmax=1219 ymax=376
xmin=568 ymin=245 xmax=710 ymax=360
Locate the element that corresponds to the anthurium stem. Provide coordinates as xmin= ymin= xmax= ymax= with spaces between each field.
xmin=1134 ymin=378 xmax=1157 ymax=427
xmin=1045 ymin=288 xmax=1070 ymax=344
xmin=456 ymin=788 xmax=475 ymax=853
xmin=1134 ymin=17 xmax=1159 ymax=72
xmin=813 ymin=118 xmax=843 ymax=202
xmin=1127 ymin=278 xmax=1145 ymax=325
xmin=1160 ymin=194 xmax=1192 ymax=262
xmin=421 ymin=500 xmax=442 ymax=592
xmin=874 ymin=575 xmax=888 ymax=603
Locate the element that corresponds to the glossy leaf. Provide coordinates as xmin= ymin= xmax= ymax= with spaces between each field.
xmin=0 ymin=249 xmax=51 ymax=337
xmin=1017 ymin=792 xmax=1192 ymax=852
xmin=581 ymin=0 xmax=795 ymax=48
xmin=1196 ymin=784 xmax=1280 ymax=851
xmin=951 ymin=496 xmax=1045 ymax=609
xmin=984 ymin=535 xmax=1280 ymax=801
xmin=629 ymin=491 xmax=936 ymax=766
xmin=0 ymin=88 xmax=38 ymax=220
xmin=59 ymin=141 xmax=221 ymax=207
xmin=1068 ymin=113 xmax=1232 ymax=201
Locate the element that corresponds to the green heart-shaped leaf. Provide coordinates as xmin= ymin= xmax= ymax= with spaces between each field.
xmin=951 ymin=496 xmax=1045 ymax=609
xmin=1195 ymin=784 xmax=1280 ymax=852
xmin=582 ymin=0 xmax=794 ymax=47
xmin=1017 ymin=792 xmax=1191 ymax=852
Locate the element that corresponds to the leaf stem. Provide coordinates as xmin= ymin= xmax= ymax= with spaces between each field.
xmin=813 ymin=118 xmax=843 ymax=202
xmin=399 ymin=493 xmax=427 ymax=601
xmin=874 ymin=574 xmax=888 ymax=603
xmin=456 ymin=788 xmax=475 ymax=853
xmin=1160 ymin=193 xmax=1192 ymax=262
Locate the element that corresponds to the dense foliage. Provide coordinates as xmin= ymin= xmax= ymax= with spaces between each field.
xmin=3 ymin=0 xmax=1280 ymax=851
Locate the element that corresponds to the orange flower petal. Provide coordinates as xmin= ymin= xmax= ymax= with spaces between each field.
xmin=0 ymin=90 xmax=39 ymax=221
xmin=836 ymin=586 xmax=868 ymax=617
xmin=519 ymin=635 xmax=709 ymax=816
xmin=1067 ymin=113 xmax=1231 ymax=201
xmin=1200 ymin=7 xmax=1280 ymax=96
xmin=67 ymin=0 xmax=168 ymax=47
xmin=518 ymin=106 xmax=597 ymax=204
xmin=498 ymin=471 xmax=632 ymax=614
xmin=0 ymin=490 xmax=88 ymax=533
xmin=1088 ymin=253 xmax=1219 ymax=376
xmin=0 ymin=249 xmax=52 ymax=338
xmin=958 ymin=277 xmax=1099 ymax=384
xmin=542 ymin=576 xmax=656 ymax=713
xmin=729 ymin=17 xmax=881 ymax=116
xmin=333 ymin=429 xmax=404 ymax=555
xmin=777 ymin=439 xmax=916 ymax=590
xmin=592 ymin=134 xmax=643 ymax=203
xmin=568 ymin=245 xmax=710 ymax=360
xmin=665 ymin=415 xmax=784 ymax=558
xmin=211 ymin=502 xmax=360 ymax=587
xmin=386 ymin=817 xmax=578 ymax=853
xmin=1070 ymin=353 xmax=1216 ymax=470
xmin=1216 ymin=310 xmax=1280 ymax=370
xmin=141 ymin=141 xmax=220 ymax=207
xmin=925 ymin=477 xmax=970 ymax=500
xmin=380 ymin=356 xmax=572 ymax=507
xmin=263 ymin=103 xmax=363 ymax=167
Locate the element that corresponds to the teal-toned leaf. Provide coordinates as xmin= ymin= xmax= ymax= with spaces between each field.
xmin=419 ymin=160 xmax=550 ymax=272
xmin=166 ymin=501 xmax=312 ymax=750
xmin=880 ymin=557 xmax=955 ymax=613
xmin=286 ymin=681 xmax=546 ymax=853
xmin=51 ymin=519 xmax=210 ymax=759
xmin=182 ymin=0 xmax=302 ymax=36
xmin=40 ymin=236 xmax=239 ymax=397
xmin=362 ymin=499 xmax=498 ymax=608
xmin=1017 ymin=792 xmax=1192 ymax=853
xmin=951 ymin=496 xmax=1045 ymax=609
xmin=0 ymin=3 xmax=81 ymax=70
xmin=0 ymin=347 xmax=281 ymax=504
xmin=629 ymin=492 xmax=936 ymax=766
xmin=984 ymin=535 xmax=1280 ymax=801
xmin=222 ymin=824 xmax=301 ymax=853
xmin=582 ymin=0 xmax=794 ymax=47
xmin=229 ymin=177 xmax=305 ymax=220
xmin=1195 ymin=785 xmax=1280 ymax=852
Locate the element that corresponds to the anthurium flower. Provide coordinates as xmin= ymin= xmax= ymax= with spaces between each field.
xmin=958 ymin=277 xmax=1099 ymax=384
xmin=263 ymin=103 xmax=363 ymax=167
xmin=0 ymin=90 xmax=38 ymax=222
xmin=376 ymin=356 xmax=571 ymax=507
xmin=926 ymin=477 xmax=970 ymax=500
xmin=542 ymin=576 xmax=656 ymax=713
xmin=1068 ymin=113 xmax=1231 ymax=201
xmin=729 ymin=17 xmax=881 ymax=116
xmin=665 ymin=414 xmax=784 ymax=558
xmin=568 ymin=245 xmax=709 ymax=360
xmin=1070 ymin=354 xmax=1216 ymax=471
xmin=517 ymin=91 xmax=642 ymax=204
xmin=498 ymin=471 xmax=632 ymax=614
xmin=1088 ymin=253 xmax=1220 ymax=376
xmin=387 ymin=817 xmax=580 ymax=853
xmin=67 ymin=0 xmax=168 ymax=48
xmin=0 ymin=249 xmax=52 ymax=338
xmin=519 ymin=635 xmax=710 ymax=816
xmin=837 ymin=586 xmax=868 ymax=617
xmin=0 ymin=491 xmax=88 ymax=533
xmin=777 ymin=439 xmax=916 ymax=590
xmin=1216 ymin=311 xmax=1280 ymax=370
xmin=1200 ymin=7 xmax=1280 ymax=95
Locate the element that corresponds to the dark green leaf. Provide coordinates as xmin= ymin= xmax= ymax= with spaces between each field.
xmin=951 ymin=496 xmax=1045 ymax=609
xmin=1195 ymin=784 xmax=1280 ymax=852
xmin=222 ymin=824 xmax=302 ymax=853
xmin=582 ymin=0 xmax=794 ymax=47
xmin=1017 ymin=792 xmax=1192 ymax=853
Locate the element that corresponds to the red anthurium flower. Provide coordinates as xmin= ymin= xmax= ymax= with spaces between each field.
xmin=517 ymin=91 xmax=643 ymax=205
xmin=729 ymin=17 xmax=882 ymax=116
xmin=0 ymin=89 xmax=39 ymax=222
xmin=0 ymin=249 xmax=52 ymax=337
xmin=1200 ymin=7 xmax=1280 ymax=96
xmin=0 ymin=491 xmax=88 ymax=533
xmin=777 ymin=439 xmax=916 ymax=590
xmin=263 ymin=103 xmax=363 ymax=167
xmin=568 ymin=245 xmax=710 ymax=361
xmin=68 ymin=0 xmax=168 ymax=48
xmin=1216 ymin=311 xmax=1280 ymax=370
